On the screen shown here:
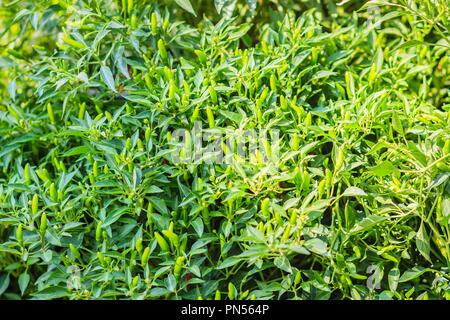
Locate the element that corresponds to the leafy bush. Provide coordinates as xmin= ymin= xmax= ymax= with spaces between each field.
xmin=0 ymin=0 xmax=449 ymax=300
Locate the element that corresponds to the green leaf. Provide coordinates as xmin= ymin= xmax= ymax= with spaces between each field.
xmin=100 ymin=66 xmax=116 ymax=92
xmin=416 ymin=223 xmax=431 ymax=263
xmin=0 ymin=274 xmax=10 ymax=295
xmin=191 ymin=217 xmax=204 ymax=237
xmin=174 ymin=0 xmax=197 ymax=16
xmin=370 ymin=161 xmax=396 ymax=177
xmin=350 ymin=215 xmax=388 ymax=234
xmin=18 ymin=272 xmax=30 ymax=295
xmin=62 ymin=146 xmax=93 ymax=157
xmin=8 ymin=78 xmax=16 ymax=102
xmin=342 ymin=186 xmax=367 ymax=197
xmin=32 ymin=286 xmax=69 ymax=299
xmin=425 ymin=173 xmax=450 ymax=190
xmin=304 ymin=238 xmax=328 ymax=256
xmin=102 ymin=207 xmax=129 ymax=228
xmin=399 ymin=267 xmax=431 ymax=283
xmin=217 ymin=256 xmax=241 ymax=269
xmin=388 ymin=267 xmax=400 ymax=292
xmin=274 ymin=255 xmax=292 ymax=273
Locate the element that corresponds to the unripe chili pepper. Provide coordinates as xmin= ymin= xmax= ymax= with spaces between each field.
xmin=368 ymin=64 xmax=377 ymax=84
xmin=228 ymin=282 xmax=236 ymax=300
xmin=292 ymin=133 xmax=299 ymax=151
xmin=17 ymin=224 xmax=23 ymax=246
xmin=194 ymin=50 xmax=207 ymax=65
xmin=59 ymin=161 xmax=66 ymax=172
xmin=240 ymin=290 xmax=249 ymax=300
xmin=169 ymin=79 xmax=176 ymax=100
xmin=96 ymin=222 xmax=102 ymax=243
xmin=174 ymin=256 xmax=184 ymax=280
xmin=209 ymin=86 xmax=217 ymax=104
xmin=57 ymin=190 xmax=64 ymax=202
xmin=131 ymin=275 xmax=139 ymax=289
xmin=62 ymin=36 xmax=86 ymax=49
xmin=89 ymin=173 xmax=95 ymax=185
xmin=47 ymin=103 xmax=55 ymax=124
xmin=289 ymin=209 xmax=297 ymax=225
xmin=127 ymin=0 xmax=133 ymax=14
xmin=206 ymin=106 xmax=215 ymax=128
xmin=335 ymin=147 xmax=344 ymax=172
xmin=311 ymin=47 xmax=319 ymax=64
xmin=144 ymin=74 xmax=152 ymax=89
xmin=130 ymin=14 xmax=137 ymax=29
xmin=270 ymin=74 xmax=277 ymax=92
xmin=40 ymin=213 xmax=47 ymax=235
xmin=181 ymin=93 xmax=188 ymax=106
xmin=141 ymin=246 xmax=150 ymax=265
xmin=302 ymin=170 xmax=310 ymax=192
xmin=157 ymin=39 xmax=168 ymax=61
xmin=202 ymin=207 xmax=211 ymax=231
xmin=183 ymin=80 xmax=190 ymax=95
xmin=97 ymin=251 xmax=105 ymax=266
xmin=261 ymin=198 xmax=270 ymax=218
xmin=137 ymin=138 xmax=144 ymax=151
xmin=345 ymin=71 xmax=353 ymax=98
xmin=191 ymin=105 xmax=200 ymax=123
xmin=282 ymin=225 xmax=291 ymax=240
xmin=49 ymin=183 xmax=57 ymax=200
xmin=444 ymin=140 xmax=450 ymax=155
xmin=145 ymin=127 xmax=151 ymax=142
xmin=325 ymin=168 xmax=332 ymax=194
xmin=215 ymin=290 xmax=221 ymax=300
xmin=257 ymin=109 xmax=263 ymax=124
xmin=151 ymin=12 xmax=157 ymax=35
xmin=294 ymin=271 xmax=302 ymax=286
xmin=280 ymin=95 xmax=287 ymax=111
xmin=163 ymin=19 xmax=169 ymax=31
xmin=24 ymin=164 xmax=31 ymax=185
xmin=154 ymin=232 xmax=170 ymax=252
xmin=70 ymin=244 xmax=81 ymax=262
xmin=162 ymin=229 xmax=179 ymax=248
xmin=32 ymin=194 xmax=39 ymax=215
xmin=78 ymin=102 xmax=86 ymax=120
xmin=93 ymin=161 xmax=98 ymax=177
xmin=135 ymin=238 xmax=143 ymax=255
xmin=180 ymin=236 xmax=188 ymax=253
xmin=304 ymin=112 xmax=312 ymax=127
xmin=318 ymin=179 xmax=325 ymax=198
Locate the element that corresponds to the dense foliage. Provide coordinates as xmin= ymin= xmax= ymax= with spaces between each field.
xmin=0 ymin=0 xmax=449 ymax=300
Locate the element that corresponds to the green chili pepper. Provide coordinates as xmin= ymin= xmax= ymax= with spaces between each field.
xmin=335 ymin=147 xmax=344 ymax=172
xmin=206 ymin=105 xmax=215 ymax=128
xmin=135 ymin=238 xmax=143 ymax=254
xmin=261 ymin=198 xmax=270 ymax=218
xmin=151 ymin=12 xmax=157 ymax=35
xmin=62 ymin=36 xmax=86 ymax=49
xmin=154 ymin=232 xmax=170 ymax=252
xmin=47 ymin=103 xmax=55 ymax=124
xmin=158 ymin=39 xmax=168 ymax=61
xmin=174 ymin=256 xmax=184 ymax=280
xmin=40 ymin=213 xmax=47 ymax=235
xmin=70 ymin=244 xmax=81 ymax=262
xmin=17 ymin=224 xmax=23 ymax=246
xmin=141 ymin=246 xmax=150 ymax=265
xmin=96 ymin=222 xmax=102 ymax=243
xmin=194 ymin=50 xmax=207 ymax=65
